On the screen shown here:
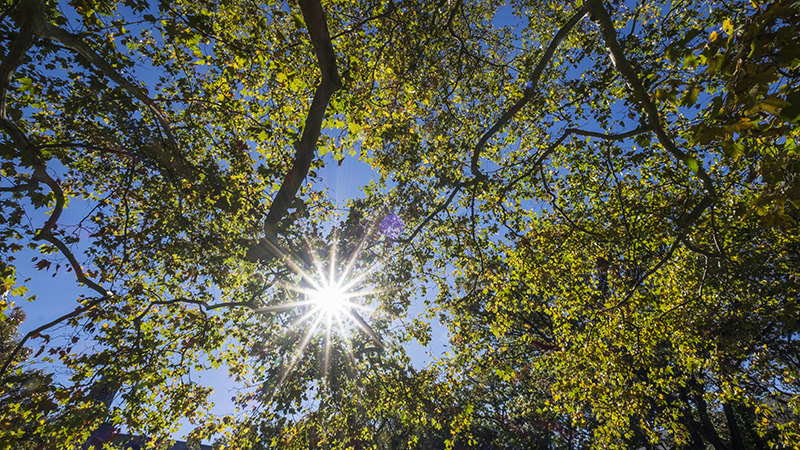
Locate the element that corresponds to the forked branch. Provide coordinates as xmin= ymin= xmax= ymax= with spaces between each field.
xmin=469 ymin=3 xmax=591 ymax=178
xmin=263 ymin=0 xmax=342 ymax=230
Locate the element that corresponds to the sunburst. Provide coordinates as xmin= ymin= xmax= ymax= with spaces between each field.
xmin=254 ymin=230 xmax=388 ymax=392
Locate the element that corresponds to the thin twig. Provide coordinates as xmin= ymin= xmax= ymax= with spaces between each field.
xmin=1 ymin=296 xmax=108 ymax=378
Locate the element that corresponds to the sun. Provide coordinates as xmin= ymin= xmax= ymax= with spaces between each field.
xmin=309 ymin=283 xmax=348 ymax=316
xmin=252 ymin=230 xmax=397 ymax=400
xmin=255 ymin=237 xmax=385 ymax=349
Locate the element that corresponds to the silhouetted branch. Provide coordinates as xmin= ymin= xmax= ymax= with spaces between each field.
xmin=0 ymin=182 xmax=35 ymax=192
xmin=499 ymin=126 xmax=650 ymax=201
xmin=398 ymin=180 xmax=470 ymax=244
xmin=0 ymin=296 xmax=108 ymax=378
xmin=331 ymin=0 xmax=396 ymax=40
xmin=264 ymin=0 xmax=342 ymax=229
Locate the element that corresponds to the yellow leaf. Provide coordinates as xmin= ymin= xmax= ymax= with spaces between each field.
xmin=723 ymin=19 xmax=733 ymax=35
xmin=723 ymin=117 xmax=752 ymax=134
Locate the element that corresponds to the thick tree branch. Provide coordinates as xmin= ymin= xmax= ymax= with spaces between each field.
xmin=0 ymin=115 xmax=108 ymax=299
xmin=349 ymin=308 xmax=385 ymax=350
xmin=581 ymin=0 xmax=720 ymax=307
xmin=586 ymin=0 xmax=717 ymax=199
xmin=263 ymin=0 xmax=342 ymax=229
xmin=469 ymin=4 xmax=590 ymax=178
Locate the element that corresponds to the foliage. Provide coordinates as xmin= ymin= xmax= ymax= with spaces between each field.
xmin=0 ymin=0 xmax=798 ymax=448
xmin=0 ymin=305 xmax=82 ymax=449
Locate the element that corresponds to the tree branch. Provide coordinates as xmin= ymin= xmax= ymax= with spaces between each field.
xmin=0 ymin=296 xmax=107 ymax=378
xmin=0 ymin=19 xmax=105 ymax=297
xmin=35 ymin=142 xmax=137 ymax=159
xmin=0 ymin=182 xmax=35 ymax=193
xmin=24 ymin=0 xmax=177 ymax=149
xmin=263 ymin=0 xmax=342 ymax=230
xmin=539 ymin=163 xmax=605 ymax=239
xmin=469 ymin=4 xmax=590 ymax=179
xmin=0 ymin=9 xmax=114 ymax=375
xmin=604 ymin=195 xmax=714 ymax=312
xmin=33 ymin=232 xmax=109 ymax=297
xmin=0 ymin=12 xmax=33 ymax=120
xmin=500 ymin=126 xmax=650 ymax=200
xmin=330 ymin=0 xmax=396 ymax=40
xmin=0 ymin=109 xmax=108 ymax=299
xmin=586 ymin=0 xmax=717 ymax=199
xmin=398 ymin=181 xmax=467 ymax=244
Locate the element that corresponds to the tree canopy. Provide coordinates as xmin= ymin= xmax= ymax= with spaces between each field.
xmin=1 ymin=0 xmax=799 ymax=448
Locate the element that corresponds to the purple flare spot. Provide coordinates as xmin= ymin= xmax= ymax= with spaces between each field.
xmin=381 ymin=214 xmax=404 ymax=239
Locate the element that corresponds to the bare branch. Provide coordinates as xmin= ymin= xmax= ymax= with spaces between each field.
xmin=500 ymin=125 xmax=650 ymax=199
xmin=330 ymin=0 xmax=396 ymax=40
xmin=33 ymin=232 xmax=110 ymax=297
xmin=398 ymin=182 xmax=466 ymax=244
xmin=0 ymin=296 xmax=107 ymax=378
xmin=0 ymin=182 xmax=35 ymax=193
xmin=0 ymin=122 xmax=107 ymax=299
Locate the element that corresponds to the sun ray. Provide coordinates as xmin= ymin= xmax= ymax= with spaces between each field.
xmin=289 ymin=306 xmax=326 ymax=329
xmin=346 ymin=309 xmax=384 ymax=349
xmin=328 ymin=236 xmax=338 ymax=288
xmin=323 ymin=315 xmax=333 ymax=376
xmin=275 ymin=311 xmax=326 ymax=389
xmin=257 ymin=227 xmax=397 ymax=403
xmin=338 ymin=220 xmax=378 ymax=289
xmin=255 ymin=299 xmax=317 ymax=313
